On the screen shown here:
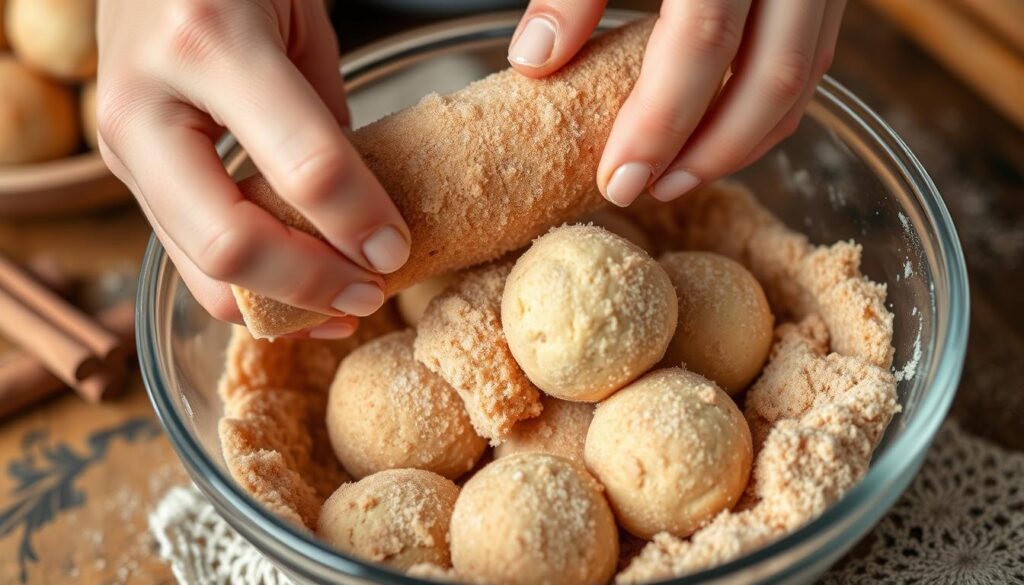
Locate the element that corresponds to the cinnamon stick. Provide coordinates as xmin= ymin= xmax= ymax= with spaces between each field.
xmin=950 ymin=0 xmax=1024 ymax=55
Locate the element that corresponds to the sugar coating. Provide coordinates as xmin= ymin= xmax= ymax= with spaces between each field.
xmin=317 ymin=469 xmax=459 ymax=571
xmin=414 ymin=262 xmax=542 ymax=444
xmin=327 ymin=330 xmax=486 ymax=480
xmin=494 ymin=396 xmax=595 ymax=463
xmin=658 ymin=252 xmax=774 ymax=394
xmin=397 ymin=273 xmax=456 ymax=327
xmin=218 ymin=307 xmax=403 ymax=528
xmin=579 ymin=207 xmax=655 ymax=254
xmin=502 ymin=225 xmax=678 ymax=402
xmin=585 ymin=368 xmax=753 ymax=539
xmin=450 ymin=453 xmax=619 ymax=585
xmin=232 ymin=19 xmax=655 ymax=338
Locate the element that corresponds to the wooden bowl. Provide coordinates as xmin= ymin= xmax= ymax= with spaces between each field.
xmin=0 ymin=150 xmax=130 ymax=217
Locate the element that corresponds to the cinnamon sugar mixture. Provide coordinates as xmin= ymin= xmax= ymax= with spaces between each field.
xmin=216 ymin=182 xmax=899 ymax=583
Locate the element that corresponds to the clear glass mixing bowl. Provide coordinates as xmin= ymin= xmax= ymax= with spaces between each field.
xmin=137 ymin=10 xmax=970 ymax=585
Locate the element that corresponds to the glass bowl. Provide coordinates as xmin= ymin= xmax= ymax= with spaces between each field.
xmin=138 ymin=10 xmax=969 ymax=585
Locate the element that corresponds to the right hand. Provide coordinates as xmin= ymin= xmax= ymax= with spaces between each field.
xmin=96 ymin=0 xmax=411 ymax=338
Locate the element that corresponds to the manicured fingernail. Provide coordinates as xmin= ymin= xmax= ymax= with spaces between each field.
xmin=331 ymin=282 xmax=384 ymax=317
xmin=363 ymin=225 xmax=410 ymax=274
xmin=309 ymin=321 xmax=357 ymax=339
xmin=508 ymin=17 xmax=556 ymax=67
xmin=605 ymin=162 xmax=652 ymax=207
xmin=651 ymin=170 xmax=700 ymax=202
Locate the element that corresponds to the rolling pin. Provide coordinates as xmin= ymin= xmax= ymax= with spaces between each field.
xmin=235 ymin=18 xmax=654 ymax=338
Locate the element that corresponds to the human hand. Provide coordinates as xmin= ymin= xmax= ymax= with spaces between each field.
xmin=96 ymin=0 xmax=412 ymax=338
xmin=507 ymin=1 xmax=847 ymax=207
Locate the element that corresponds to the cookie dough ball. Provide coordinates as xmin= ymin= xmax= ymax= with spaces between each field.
xmin=327 ymin=330 xmax=486 ymax=480
xmin=584 ymin=368 xmax=752 ymax=539
xmin=80 ymin=80 xmax=97 ymax=149
xmin=494 ymin=396 xmax=593 ymax=463
xmin=6 ymin=0 xmax=98 ymax=80
xmin=450 ymin=453 xmax=618 ymax=585
xmin=502 ymin=225 xmax=678 ymax=402
xmin=659 ymin=252 xmax=773 ymax=393
xmin=318 ymin=469 xmax=459 ymax=571
xmin=397 ymin=273 xmax=455 ymax=327
xmin=0 ymin=57 xmax=78 ymax=165
xmin=579 ymin=208 xmax=654 ymax=254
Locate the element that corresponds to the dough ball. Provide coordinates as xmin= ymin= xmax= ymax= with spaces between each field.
xmin=327 ymin=330 xmax=486 ymax=480
xmin=318 ymin=469 xmax=459 ymax=571
xmin=584 ymin=368 xmax=752 ymax=539
xmin=579 ymin=208 xmax=654 ymax=254
xmin=398 ymin=272 xmax=455 ymax=326
xmin=80 ymin=79 xmax=97 ymax=149
xmin=6 ymin=0 xmax=97 ymax=80
xmin=0 ymin=0 xmax=7 ymax=50
xmin=659 ymin=252 xmax=773 ymax=393
xmin=450 ymin=453 xmax=618 ymax=585
xmin=502 ymin=225 xmax=678 ymax=402
xmin=0 ymin=56 xmax=78 ymax=165
xmin=494 ymin=396 xmax=593 ymax=463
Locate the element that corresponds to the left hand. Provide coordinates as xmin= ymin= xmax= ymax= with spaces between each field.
xmin=507 ymin=0 xmax=847 ymax=207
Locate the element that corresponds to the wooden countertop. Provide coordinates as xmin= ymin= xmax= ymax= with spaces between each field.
xmin=1 ymin=2 xmax=1021 ymax=583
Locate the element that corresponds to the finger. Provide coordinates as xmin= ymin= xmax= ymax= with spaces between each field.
xmin=100 ymin=98 xmax=386 ymax=318
xmin=738 ymin=0 xmax=847 ymax=169
xmin=166 ymin=19 xmax=410 ymax=277
xmin=291 ymin=316 xmax=360 ymax=340
xmin=507 ymin=0 xmax=607 ymax=76
xmin=651 ymin=1 xmax=827 ymax=202
xmin=287 ymin=1 xmax=350 ymax=128
xmin=596 ymin=0 xmax=751 ymax=207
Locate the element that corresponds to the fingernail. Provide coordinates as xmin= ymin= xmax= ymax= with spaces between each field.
xmin=508 ymin=16 xmax=556 ymax=68
xmin=605 ymin=162 xmax=652 ymax=207
xmin=331 ymin=282 xmax=385 ymax=317
xmin=651 ymin=170 xmax=700 ymax=202
xmin=309 ymin=321 xmax=357 ymax=339
xmin=363 ymin=225 xmax=410 ymax=274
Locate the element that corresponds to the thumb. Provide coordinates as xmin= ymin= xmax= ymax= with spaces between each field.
xmin=507 ymin=0 xmax=608 ymax=78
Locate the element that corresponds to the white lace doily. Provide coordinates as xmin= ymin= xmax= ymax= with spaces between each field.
xmin=149 ymin=422 xmax=1024 ymax=584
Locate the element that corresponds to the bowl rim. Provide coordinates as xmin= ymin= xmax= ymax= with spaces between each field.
xmin=137 ymin=9 xmax=970 ymax=584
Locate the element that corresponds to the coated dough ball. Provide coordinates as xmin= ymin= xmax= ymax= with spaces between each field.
xmin=584 ymin=368 xmax=752 ymax=539
xmin=327 ymin=330 xmax=486 ymax=480
xmin=502 ymin=225 xmax=677 ymax=402
xmin=450 ymin=453 xmax=618 ymax=585
xmin=80 ymin=80 xmax=97 ymax=149
xmin=659 ymin=252 xmax=773 ymax=393
xmin=318 ymin=469 xmax=459 ymax=571
xmin=0 ymin=56 xmax=78 ymax=165
xmin=579 ymin=208 xmax=654 ymax=254
xmin=6 ymin=0 xmax=97 ymax=80
xmin=397 ymin=272 xmax=455 ymax=326
xmin=494 ymin=396 xmax=593 ymax=463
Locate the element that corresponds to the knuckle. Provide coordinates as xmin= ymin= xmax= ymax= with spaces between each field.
xmin=167 ymin=0 xmax=230 ymax=67
xmin=281 ymin=148 xmax=352 ymax=209
xmin=763 ymin=49 xmax=813 ymax=103
xmin=632 ymin=92 xmax=692 ymax=140
xmin=678 ymin=3 xmax=744 ymax=56
xmin=95 ymin=78 xmax=142 ymax=150
xmin=197 ymin=224 xmax=258 ymax=281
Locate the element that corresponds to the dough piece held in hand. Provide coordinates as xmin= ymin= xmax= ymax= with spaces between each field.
xmin=231 ymin=19 xmax=655 ymax=338
xmin=327 ymin=330 xmax=486 ymax=480
xmin=450 ymin=453 xmax=618 ymax=585
xmin=502 ymin=225 xmax=678 ymax=402
xmin=659 ymin=252 xmax=773 ymax=393
xmin=414 ymin=262 xmax=541 ymax=444
xmin=318 ymin=469 xmax=459 ymax=571
xmin=494 ymin=396 xmax=594 ymax=463
xmin=585 ymin=368 xmax=752 ymax=539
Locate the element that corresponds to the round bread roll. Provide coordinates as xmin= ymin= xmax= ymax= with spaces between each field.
xmin=397 ymin=272 xmax=455 ymax=327
xmin=450 ymin=453 xmax=618 ymax=585
xmin=6 ymin=0 xmax=98 ymax=80
xmin=327 ymin=330 xmax=486 ymax=480
xmin=502 ymin=225 xmax=677 ymax=402
xmin=0 ymin=56 xmax=78 ymax=165
xmin=659 ymin=252 xmax=773 ymax=393
xmin=494 ymin=396 xmax=593 ymax=463
xmin=579 ymin=208 xmax=654 ymax=254
xmin=80 ymin=80 xmax=97 ymax=149
xmin=318 ymin=469 xmax=459 ymax=571
xmin=584 ymin=368 xmax=752 ymax=539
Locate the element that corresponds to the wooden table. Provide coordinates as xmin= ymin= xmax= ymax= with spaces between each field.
xmin=1 ymin=2 xmax=1021 ymax=583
